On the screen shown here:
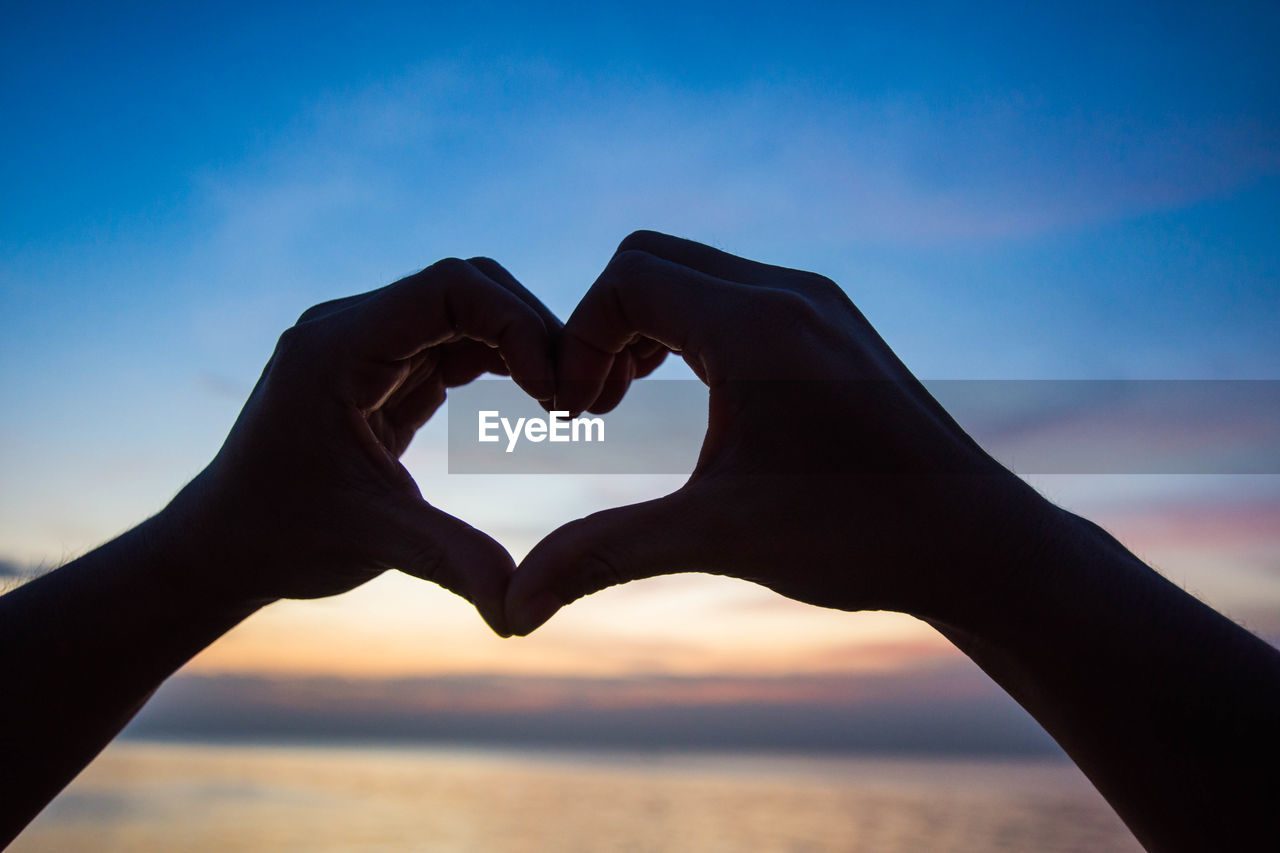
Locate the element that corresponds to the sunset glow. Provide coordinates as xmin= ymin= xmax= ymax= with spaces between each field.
xmin=2 ymin=0 xmax=1277 ymax=752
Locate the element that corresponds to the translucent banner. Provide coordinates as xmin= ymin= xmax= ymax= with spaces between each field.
xmin=446 ymin=380 xmax=1280 ymax=475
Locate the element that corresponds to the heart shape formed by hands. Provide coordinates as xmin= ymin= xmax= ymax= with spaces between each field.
xmin=10 ymin=232 xmax=1261 ymax=853
xmin=186 ymin=230 xmax=1036 ymax=641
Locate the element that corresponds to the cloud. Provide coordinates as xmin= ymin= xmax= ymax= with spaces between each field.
xmin=936 ymin=380 xmax=1280 ymax=475
xmin=187 ymin=59 xmax=1280 ymax=307
xmin=0 ymin=557 xmax=25 ymax=578
xmin=126 ymin=661 xmax=1060 ymax=757
xmin=195 ymin=372 xmax=251 ymax=401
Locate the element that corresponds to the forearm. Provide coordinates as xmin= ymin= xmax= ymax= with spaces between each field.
xmin=929 ymin=501 xmax=1280 ymax=852
xmin=0 ymin=510 xmax=266 ymax=846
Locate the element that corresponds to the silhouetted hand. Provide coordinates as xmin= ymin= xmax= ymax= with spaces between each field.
xmin=506 ymin=230 xmax=1049 ymax=635
xmin=505 ymin=231 xmax=1280 ymax=852
xmin=165 ymin=257 xmax=557 ymax=635
xmin=1 ymin=255 xmax=564 ymax=844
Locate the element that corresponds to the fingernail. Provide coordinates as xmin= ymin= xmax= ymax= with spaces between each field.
xmin=511 ymin=591 xmax=562 ymax=637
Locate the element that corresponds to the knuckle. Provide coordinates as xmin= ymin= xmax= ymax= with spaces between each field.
xmin=617 ymin=229 xmax=663 ymax=255
xmin=428 ymin=256 xmax=473 ymax=281
xmin=586 ymin=553 xmax=626 ymax=593
xmin=787 ymin=271 xmax=858 ymax=318
xmin=555 ymin=552 xmax=626 ymax=604
xmin=607 ymin=248 xmax=654 ymax=283
xmin=544 ymin=516 xmax=630 ymax=604
xmin=762 ymin=286 xmax=807 ymax=312
xmin=792 ymin=270 xmax=840 ymax=295
xmin=274 ymin=321 xmax=312 ymax=357
xmin=405 ymin=520 xmax=470 ymax=589
xmin=295 ymin=294 xmax=358 ymax=326
xmin=296 ymin=303 xmax=328 ymax=324
xmin=406 ymin=543 xmax=443 ymax=584
xmin=759 ymin=288 xmax=824 ymax=330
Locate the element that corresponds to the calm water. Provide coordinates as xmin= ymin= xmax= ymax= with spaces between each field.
xmin=14 ymin=741 xmax=1141 ymax=852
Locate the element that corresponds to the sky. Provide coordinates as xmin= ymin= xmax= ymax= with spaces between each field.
xmin=2 ymin=0 xmax=1279 ymax=753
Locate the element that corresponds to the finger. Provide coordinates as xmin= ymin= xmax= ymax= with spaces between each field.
xmin=467 ymin=257 xmax=564 ymax=335
xmin=379 ymin=348 xmax=441 ymax=410
xmin=296 ymin=293 xmax=367 ymax=323
xmin=346 ymin=258 xmax=555 ymax=402
xmin=386 ymin=501 xmax=517 ymax=637
xmin=465 ymin=258 xmax=562 ymax=411
xmin=630 ymin=342 xmax=668 ymax=379
xmin=557 ymin=249 xmax=738 ymax=415
xmin=436 ymin=339 xmax=510 ymax=387
xmin=617 ymin=229 xmax=847 ymax=306
xmin=587 ymin=351 xmax=635 ymax=414
xmin=630 ymin=337 xmax=664 ymax=362
xmin=616 ymin=230 xmax=789 ymax=289
xmin=378 ymin=340 xmax=507 ymax=448
xmin=505 ymin=490 xmax=711 ymax=636
xmin=384 ymin=374 xmax=447 ymax=440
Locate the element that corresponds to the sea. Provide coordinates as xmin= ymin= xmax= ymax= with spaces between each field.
xmin=13 ymin=741 xmax=1142 ymax=851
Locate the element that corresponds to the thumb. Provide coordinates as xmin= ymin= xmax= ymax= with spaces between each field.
xmin=387 ymin=501 xmax=517 ymax=637
xmin=505 ymin=490 xmax=708 ymax=636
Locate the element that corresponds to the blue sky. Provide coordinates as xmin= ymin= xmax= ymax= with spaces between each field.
xmin=2 ymin=1 xmax=1279 ymax=746
xmin=5 ymin=0 xmax=1277 ymax=386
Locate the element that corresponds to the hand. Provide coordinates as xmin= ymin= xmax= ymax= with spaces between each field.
xmin=506 ymin=231 xmax=1054 ymax=635
xmin=164 ymin=257 xmax=557 ymax=636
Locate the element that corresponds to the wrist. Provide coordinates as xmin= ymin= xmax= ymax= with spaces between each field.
xmin=148 ymin=475 xmax=279 ymax=618
xmin=911 ymin=473 xmax=1072 ymax=636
